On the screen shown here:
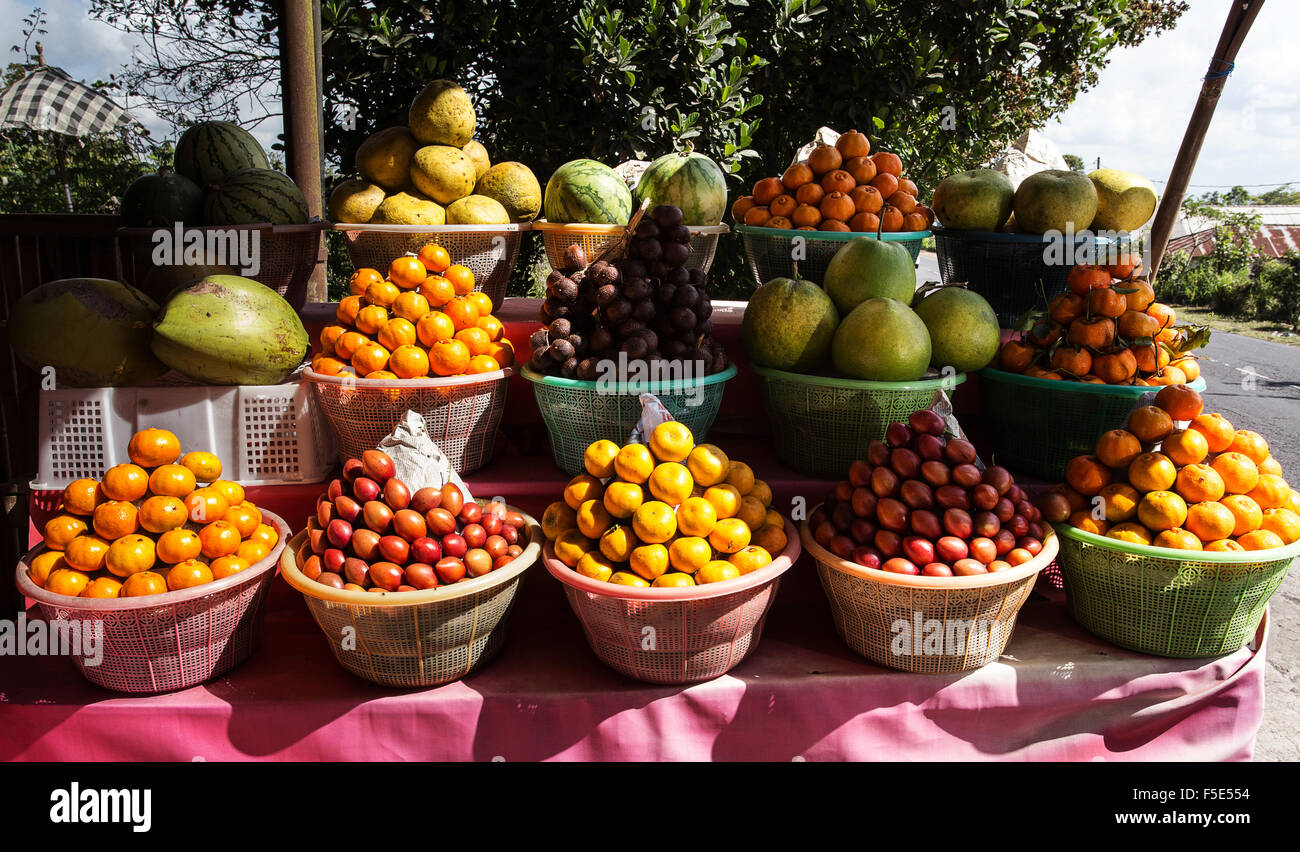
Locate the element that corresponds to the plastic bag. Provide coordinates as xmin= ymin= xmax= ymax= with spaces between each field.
xmin=376 ymin=410 xmax=472 ymax=502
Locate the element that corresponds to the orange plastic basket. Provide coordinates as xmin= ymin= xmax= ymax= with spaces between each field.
xmin=543 ymin=516 xmax=801 ymax=684
xmin=14 ymin=510 xmax=291 ymax=693
xmin=303 ymin=366 xmax=512 ymax=475
xmin=279 ymin=503 xmax=542 ymax=688
xmin=801 ymin=505 xmax=1058 ymax=674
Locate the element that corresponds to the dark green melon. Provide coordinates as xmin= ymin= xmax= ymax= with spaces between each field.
xmin=543 ymin=159 xmax=633 ymax=224
xmin=121 ymin=169 xmax=205 ymax=227
xmin=174 ymin=121 xmax=270 ymax=187
xmin=203 ymin=168 xmax=310 ymax=226
xmin=635 ymin=151 xmax=728 ymax=225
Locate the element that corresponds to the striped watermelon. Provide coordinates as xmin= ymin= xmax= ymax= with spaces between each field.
xmin=121 ymin=168 xmax=204 ymax=227
xmin=635 ymin=151 xmax=727 ymax=225
xmin=174 ymin=121 xmax=270 ymax=187
xmin=204 ymin=168 xmax=310 ymax=226
xmin=543 ymin=159 xmax=633 ymax=224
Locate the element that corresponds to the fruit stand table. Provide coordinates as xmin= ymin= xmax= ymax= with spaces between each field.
xmin=6 ymin=436 xmax=1269 ymax=761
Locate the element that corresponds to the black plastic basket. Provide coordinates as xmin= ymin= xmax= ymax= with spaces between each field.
xmin=933 ymin=228 xmax=1127 ymax=328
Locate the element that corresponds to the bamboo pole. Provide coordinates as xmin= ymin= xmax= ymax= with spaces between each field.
xmin=281 ymin=0 xmax=327 ymax=301
xmin=1148 ymin=0 xmax=1265 ymax=282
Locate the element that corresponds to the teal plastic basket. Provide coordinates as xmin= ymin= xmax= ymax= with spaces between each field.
xmin=753 ymin=367 xmax=965 ymax=479
xmin=1055 ymin=523 xmax=1297 ymax=658
xmin=736 ymin=224 xmax=929 ymax=288
xmin=977 ymin=369 xmax=1207 ymax=481
xmin=522 ymin=364 xmax=737 ymax=475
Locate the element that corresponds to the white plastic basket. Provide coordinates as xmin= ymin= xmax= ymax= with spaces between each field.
xmin=32 ymin=379 xmax=336 ymax=489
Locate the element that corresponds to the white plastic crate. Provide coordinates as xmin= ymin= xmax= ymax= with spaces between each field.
xmin=33 ymin=380 xmax=336 ymax=489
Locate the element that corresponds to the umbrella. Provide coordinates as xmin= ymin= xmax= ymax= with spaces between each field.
xmin=0 ymin=44 xmax=146 ymax=212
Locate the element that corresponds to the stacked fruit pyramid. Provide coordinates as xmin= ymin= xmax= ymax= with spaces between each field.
xmin=543 ymin=422 xmax=788 ymax=587
xmin=996 ymin=259 xmax=1206 ymax=386
xmin=1040 ymin=385 xmax=1300 ymax=550
xmin=312 ymin=241 xmax=515 ymax=378
xmin=30 ymin=428 xmax=280 ymax=598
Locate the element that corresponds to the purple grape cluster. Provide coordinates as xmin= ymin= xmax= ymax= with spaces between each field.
xmin=529 ymin=204 xmax=729 ymax=380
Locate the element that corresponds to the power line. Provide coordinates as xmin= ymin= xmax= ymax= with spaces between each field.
xmin=1151 ymin=179 xmax=1298 ymax=188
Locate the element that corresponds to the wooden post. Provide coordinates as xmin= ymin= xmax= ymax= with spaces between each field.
xmin=280 ymin=0 xmax=327 ymax=302
xmin=1148 ymin=0 xmax=1265 ymax=282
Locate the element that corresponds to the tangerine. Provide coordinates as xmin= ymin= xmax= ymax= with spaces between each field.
xmin=1154 ymin=384 xmax=1203 ymax=421
xmin=63 ymin=534 xmax=111 ymax=572
xmin=378 ymin=317 xmax=418 ymax=351
xmin=574 ymin=550 xmax=615 ymax=582
xmin=1095 ymin=429 xmax=1142 ymax=469
xmin=1220 ymin=494 xmax=1263 ymax=536
xmin=128 ymin=428 xmax=182 ymax=468
xmin=121 ymin=571 xmax=168 ymax=597
xmin=1189 ymin=413 xmax=1235 ymax=453
xmin=417 ymin=243 xmax=451 ymax=274
xmin=429 ymin=339 xmax=472 ymax=376
xmin=392 ymin=291 xmax=432 ymax=323
xmin=668 ymin=536 xmax=713 ymax=574
xmin=614 ymin=443 xmax=656 ymax=484
xmin=697 ymin=560 xmax=740 ymax=584
xmin=61 ymin=478 xmax=104 ymax=516
xmin=653 ymin=572 xmax=696 ymax=588
xmin=156 ymin=528 xmax=202 ymax=564
xmin=417 ymin=310 xmax=457 ymax=346
xmin=1184 ymin=501 xmax=1237 ymax=543
xmin=1065 ymin=455 xmax=1112 ymax=496
xmin=1153 ymin=529 xmax=1202 ymax=551
xmin=102 ymin=463 xmax=149 ymax=501
xmin=629 ymin=543 xmax=670 ymax=581
xmin=81 ymin=576 xmax=124 ymax=599
xmin=389 ymin=344 xmax=431 ymax=378
xmin=1137 ymin=491 xmax=1188 ymax=531
xmin=198 ymin=520 xmax=242 ymax=559
xmin=211 ymin=555 xmax=251 ymax=580
xmin=388 ymin=256 xmax=427 ymax=290
xmin=1246 ymin=474 xmax=1291 ymax=510
xmin=1068 ymin=510 xmax=1109 ymax=536
xmin=167 ymin=559 xmax=214 ymax=591
xmin=1237 ymin=530 xmax=1285 ymax=552
xmin=105 ymin=534 xmax=157 ymax=577
xmin=675 ymin=496 xmax=718 ymax=538
xmin=1128 ymin=453 xmax=1177 ymax=493
xmin=707 ymin=517 xmax=751 ymax=554
xmin=419 ymin=276 xmax=455 ymax=307
xmin=564 ymin=473 xmax=605 ymax=511
xmin=45 ymin=569 xmax=91 ymax=597
xmin=632 ymin=501 xmax=677 ymax=544
xmin=686 ymin=444 xmax=730 ymax=487
xmin=1098 ymin=483 xmax=1140 ymax=522
xmin=1210 ymin=452 xmax=1260 ymax=495
xmin=576 ymin=498 xmax=615 ymax=539
xmin=1107 ymin=522 xmax=1153 ymax=546
xmin=91 ymin=501 xmax=138 ymax=540
xmin=1162 ymin=429 xmax=1209 ymax=466
xmin=1174 ymin=464 xmax=1226 ymax=504
xmin=1260 ymin=508 xmax=1300 ymax=544
xmin=648 ymin=462 xmax=694 ymax=506
xmin=148 ymin=464 xmax=197 ymax=498
xmin=355 ymin=305 xmax=391 ymax=336
xmin=1128 ymin=406 xmax=1174 ymax=443
xmin=598 ymin=524 xmax=637 ymax=563
xmin=584 ymin=439 xmax=620 ymax=478
xmin=1228 ymin=430 xmax=1270 ymax=465
xmin=349 ymin=268 xmax=384 ymax=296
xmin=444 ymin=264 xmax=475 ymax=296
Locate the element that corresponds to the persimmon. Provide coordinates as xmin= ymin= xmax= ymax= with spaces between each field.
xmin=769 ymin=194 xmax=797 ymax=218
xmin=844 ymin=156 xmax=877 ymax=185
xmin=781 ymin=162 xmax=814 ymax=190
xmin=795 ymin=183 xmax=825 ymax=206
xmin=820 ymin=169 xmax=856 ymax=195
xmin=836 ymin=129 xmax=871 ymax=159
xmin=807 ymin=145 xmax=842 ymax=175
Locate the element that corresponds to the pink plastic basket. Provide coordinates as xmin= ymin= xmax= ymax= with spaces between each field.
xmin=14 ymin=509 xmax=291 ymax=693
xmin=543 ymin=516 xmax=801 ymax=684
xmin=303 ymin=366 xmax=512 ymax=475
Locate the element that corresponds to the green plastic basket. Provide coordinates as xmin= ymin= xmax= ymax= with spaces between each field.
xmin=1055 ymin=523 xmax=1298 ymax=658
xmin=736 ymin=224 xmax=929 ymax=288
xmin=522 ymin=364 xmax=737 ymax=475
xmin=754 ymin=367 xmax=965 ymax=479
xmin=977 ymin=369 xmax=1207 ymax=481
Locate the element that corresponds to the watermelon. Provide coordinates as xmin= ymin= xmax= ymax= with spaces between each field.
xmin=174 ymin=121 xmax=270 ymax=187
xmin=204 ymin=168 xmax=310 ymax=226
xmin=121 ymin=168 xmax=204 ymax=227
xmin=543 ymin=159 xmax=633 ymax=224
xmin=635 ymin=151 xmax=728 ymax=225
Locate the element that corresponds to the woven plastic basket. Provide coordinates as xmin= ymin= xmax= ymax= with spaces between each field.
xmin=736 ymin=224 xmax=929 ymax=288
xmin=801 ymin=508 xmax=1058 ymax=673
xmin=14 ymin=510 xmax=290 ymax=693
xmin=279 ymin=504 xmax=542 ymax=687
xmin=977 ymin=369 xmax=1208 ymax=481
xmin=331 ymin=223 xmax=530 ymax=312
xmin=304 ymin=366 xmax=512 ymax=475
xmin=532 ymin=221 xmax=728 ymax=274
xmin=932 ymin=228 xmax=1127 ymax=327
xmin=754 ymin=367 xmax=965 ymax=479
xmin=543 ymin=516 xmax=801 ymax=684
xmin=522 ymin=363 xmax=736 ymax=475
xmin=1054 ymin=523 xmax=1297 ymax=658
xmin=119 ymin=222 xmax=325 ymax=310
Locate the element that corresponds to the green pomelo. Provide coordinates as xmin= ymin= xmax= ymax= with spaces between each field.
xmin=1012 ymin=170 xmax=1098 ymax=234
xmin=931 ymin=168 xmax=1014 ymax=231
xmin=10 ymin=278 xmax=166 ymax=387
xmin=1089 ymin=168 xmax=1157 ymax=232
xmin=329 ymin=179 xmax=387 ymax=224
xmin=410 ymin=145 xmax=477 ymax=205
xmin=446 ymin=194 xmax=510 ymax=225
xmin=151 ymin=275 xmax=309 ymax=385
xmin=475 ymin=162 xmax=542 ymax=222
xmin=823 ymin=236 xmax=916 ymax=314
xmin=368 ymin=191 xmax=446 ymax=225
xmin=742 ymin=276 xmax=840 ymax=372
xmin=912 ymin=286 xmax=1000 ymax=372
xmin=462 ymin=140 xmax=492 ymax=180
xmin=409 ymin=80 xmax=476 ymax=148
xmin=355 ymin=127 xmax=419 ymax=191
xmin=831 ymin=298 xmax=931 ymax=382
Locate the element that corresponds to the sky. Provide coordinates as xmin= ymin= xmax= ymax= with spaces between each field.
xmin=5 ymin=0 xmax=1297 ymax=195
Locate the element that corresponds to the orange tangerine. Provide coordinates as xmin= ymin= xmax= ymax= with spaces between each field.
xmin=91 ymin=501 xmax=138 ymax=541
xmin=27 ymin=550 xmax=68 ymax=587
xmin=1220 ymin=494 xmax=1263 ymax=536
xmin=455 ymin=326 xmax=492 ymax=356
xmin=1097 ymin=483 xmax=1140 ymax=522
xmin=389 ymin=344 xmax=431 ymax=379
xmin=675 ymin=496 xmax=718 ymax=538
xmin=349 ymin=268 xmax=384 ymax=296
xmin=541 ymin=501 xmax=577 ymax=540
xmin=653 ymin=572 xmax=696 ymax=588
xmin=211 ymin=555 xmax=251 ymax=579
xmin=486 ymin=339 xmax=515 ymax=368
xmin=319 ymin=323 xmax=348 ymax=353
xmin=632 ymin=501 xmax=677 ymax=544
xmin=614 ymin=443 xmax=656 ymax=484
xmin=1171 ymin=357 xmax=1201 ymax=382
xmin=248 ymin=523 xmax=279 ymax=549
xmin=392 ymin=291 xmax=432 ymax=323
xmin=1137 ymin=490 xmax=1187 ymax=532
xmin=224 ymin=503 xmax=262 ymax=538
xmin=167 ymin=559 xmax=214 ymax=591
xmin=1174 ymin=463 xmax=1226 ymax=504
xmin=128 ymin=428 xmax=182 ymax=468
xmin=1153 ymin=529 xmax=1202 ymax=551
xmin=45 ymin=568 xmax=91 ymax=597
xmin=377 ymin=317 xmax=418 ymax=351
xmin=365 ymin=278 xmax=401 ymax=308
xmin=418 ymin=275 xmax=455 ymax=307
xmin=1205 ymin=539 xmax=1245 ymax=553
xmin=668 ymin=536 xmax=713 ymax=574
xmin=648 ymin=462 xmax=694 ymax=506
xmin=752 ymin=523 xmax=789 ymax=556
xmin=105 ymin=533 xmax=157 ymax=577
xmin=1228 ymin=430 xmax=1270 ymax=465
xmin=1065 ymin=455 xmax=1112 ymax=496
xmin=198 ymin=520 xmax=241 ymax=559
xmin=708 ymin=517 xmax=751 ymax=553
xmin=554 ymin=528 xmax=595 ymax=567
xmin=466 ymin=354 xmax=501 ymax=374
xmin=583 ymin=439 xmax=621 ymax=478
xmin=429 ymin=339 xmax=472 ymax=376
xmin=1260 ymin=508 xmax=1300 ymax=544
xmin=60 ymin=478 xmax=104 ymax=516
xmin=1107 ymin=522 xmax=1153 ymax=546
xmin=138 ymin=496 xmax=186 ymax=535
xmin=1162 ymin=428 xmax=1209 ymax=467
xmin=648 ymin=421 xmax=694 ymax=463
xmin=1260 ymin=455 xmax=1284 ymax=476
xmin=725 ymin=461 xmax=756 ymax=496
xmin=235 ymin=539 xmax=270 ymax=564
xmin=121 ymin=571 xmax=168 ymax=597
xmin=1128 ymin=406 xmax=1174 ymax=444
xmin=1128 ymin=453 xmax=1177 ymax=493
xmin=444 ymin=264 xmax=475 ymax=296
xmin=81 ymin=576 xmax=124 ymax=599
xmin=1210 ymin=452 xmax=1259 ymax=495
xmin=443 ymin=296 xmax=480 ymax=332
xmin=185 ymin=487 xmax=230 ymax=524
xmin=476 ymin=314 xmax=505 ymax=342
xmin=686 ymin=443 xmax=730 ymax=487
xmin=1237 ymin=530 xmax=1285 ymax=552
xmin=575 ymin=551 xmax=616 ymax=582
xmin=629 ymin=543 xmax=670 ymax=581
xmin=576 ymin=498 xmax=615 ymax=539
xmin=416 ymin=310 xmax=457 ymax=346
xmin=609 ymin=571 xmax=653 ymax=588
xmin=748 ymin=480 xmax=773 ymax=508
xmin=156 ymin=528 xmax=202 ymax=564
xmin=697 ymin=560 xmax=741 ymax=584
xmin=64 ymin=534 xmax=111 ymax=572
xmin=564 ymin=473 xmax=605 ymax=511
xmin=335 ymin=331 xmax=370 ymax=361
xmin=1153 ymin=384 xmax=1203 ymax=420
xmin=466 ymin=291 xmax=494 ymax=318
xmin=1246 ymin=474 xmax=1291 ymax=510
xmin=598 ymin=524 xmax=638 ymax=563
xmin=1185 ymin=501 xmax=1237 ymax=543
xmin=736 ymin=495 xmax=767 ymax=530
xmin=101 ymin=463 xmax=149 ymax=501
xmin=388 ymin=256 xmax=428 ymax=290
xmin=417 ymin=243 xmax=451 ymax=274
xmin=336 ymin=294 xmax=365 ymax=326
xmin=1068 ymin=510 xmax=1109 ymax=536
xmin=729 ymin=545 xmax=772 ymax=575
xmin=351 ymin=342 xmax=391 ymax=376
xmin=703 ymin=484 xmax=743 ymax=519
xmin=1095 ymin=429 xmax=1142 ymax=469
xmin=763 ymin=508 xmax=784 ymax=529
xmin=355 ymin=305 xmax=391 ymax=336
xmin=148 ymin=463 xmax=197 ymax=498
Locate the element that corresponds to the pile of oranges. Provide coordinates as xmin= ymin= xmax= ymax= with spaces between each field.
xmin=996 ymin=258 xmax=1203 ymax=385
xmin=542 ymin=423 xmax=789 ymax=587
xmin=311 ymin=242 xmax=515 ymax=380
xmin=30 ymin=428 xmax=280 ymax=599
xmin=1040 ymin=386 xmax=1300 ymax=552
xmin=730 ymin=130 xmax=933 ymax=233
